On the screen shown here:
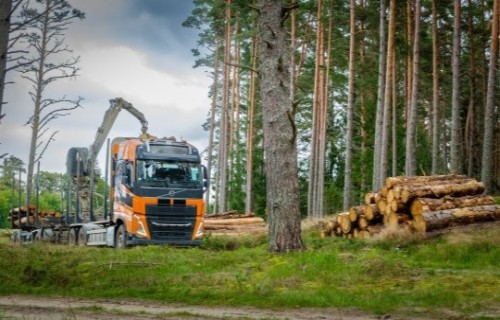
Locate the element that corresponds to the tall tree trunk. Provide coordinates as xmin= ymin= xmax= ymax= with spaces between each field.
xmin=391 ymin=48 xmax=397 ymax=177
xmin=321 ymin=13 xmax=332 ymax=216
xmin=217 ymin=0 xmax=232 ymax=213
xmin=359 ymin=0 xmax=367 ymax=192
xmin=372 ymin=0 xmax=387 ymax=191
xmin=0 ymin=0 xmax=13 ymax=125
xmin=431 ymin=0 xmax=440 ymax=174
xmin=244 ymin=35 xmax=258 ymax=214
xmin=309 ymin=0 xmax=327 ymax=218
xmin=380 ymin=0 xmax=396 ymax=185
xmin=405 ymin=0 xmax=414 ymax=128
xmin=405 ymin=0 xmax=422 ymax=176
xmin=481 ymin=0 xmax=499 ymax=193
xmin=343 ymin=0 xmax=356 ymax=211
xmin=229 ymin=20 xmax=241 ymax=207
xmin=26 ymin=0 xmax=51 ymax=210
xmin=450 ymin=0 xmax=462 ymax=173
xmin=206 ymin=39 xmax=221 ymax=214
xmin=258 ymin=0 xmax=304 ymax=252
xmin=465 ymin=0 xmax=478 ymax=178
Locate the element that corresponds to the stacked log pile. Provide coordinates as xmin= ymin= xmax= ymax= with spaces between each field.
xmin=204 ymin=212 xmax=267 ymax=237
xmin=8 ymin=206 xmax=62 ymax=228
xmin=322 ymin=174 xmax=500 ymax=239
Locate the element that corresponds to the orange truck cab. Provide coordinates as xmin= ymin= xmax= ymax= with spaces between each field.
xmin=110 ymin=137 xmax=206 ymax=247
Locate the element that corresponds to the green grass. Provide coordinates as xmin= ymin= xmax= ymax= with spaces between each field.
xmin=0 ymin=227 xmax=499 ymax=319
xmin=494 ymin=195 xmax=500 ymax=204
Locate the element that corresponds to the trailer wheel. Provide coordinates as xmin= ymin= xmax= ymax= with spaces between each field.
xmin=115 ymin=224 xmax=128 ymax=249
xmin=11 ymin=230 xmax=21 ymax=244
xmin=78 ymin=227 xmax=87 ymax=246
xmin=68 ymin=228 xmax=78 ymax=246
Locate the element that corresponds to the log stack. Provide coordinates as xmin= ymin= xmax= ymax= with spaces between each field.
xmin=8 ymin=206 xmax=63 ymax=228
xmin=322 ymin=174 xmax=500 ymax=239
xmin=204 ymin=212 xmax=267 ymax=237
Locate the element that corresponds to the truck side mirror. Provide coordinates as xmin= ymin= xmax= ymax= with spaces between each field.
xmin=202 ymin=165 xmax=209 ymax=190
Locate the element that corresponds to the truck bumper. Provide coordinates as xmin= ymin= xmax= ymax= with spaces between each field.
xmin=127 ymin=235 xmax=202 ymax=246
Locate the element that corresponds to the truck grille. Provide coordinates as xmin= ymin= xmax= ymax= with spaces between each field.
xmin=145 ymin=204 xmax=197 ymax=241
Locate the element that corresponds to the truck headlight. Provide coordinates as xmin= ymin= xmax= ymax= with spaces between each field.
xmin=195 ymin=220 xmax=204 ymax=239
xmin=135 ymin=215 xmax=147 ymax=237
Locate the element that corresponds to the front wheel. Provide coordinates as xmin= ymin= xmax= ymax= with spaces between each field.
xmin=77 ymin=227 xmax=87 ymax=246
xmin=68 ymin=228 xmax=78 ymax=246
xmin=115 ymin=224 xmax=128 ymax=249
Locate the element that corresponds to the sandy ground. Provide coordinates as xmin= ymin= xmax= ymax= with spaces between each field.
xmin=0 ymin=295 xmax=411 ymax=320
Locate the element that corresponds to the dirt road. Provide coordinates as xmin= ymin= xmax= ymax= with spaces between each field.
xmin=0 ymin=295 xmax=403 ymax=320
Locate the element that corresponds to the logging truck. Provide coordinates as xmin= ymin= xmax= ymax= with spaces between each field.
xmin=11 ymin=98 xmax=207 ymax=247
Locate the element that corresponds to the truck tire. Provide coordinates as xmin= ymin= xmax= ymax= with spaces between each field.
xmin=115 ymin=224 xmax=128 ymax=249
xmin=68 ymin=228 xmax=78 ymax=246
xmin=78 ymin=227 xmax=87 ymax=246
xmin=11 ymin=230 xmax=21 ymax=244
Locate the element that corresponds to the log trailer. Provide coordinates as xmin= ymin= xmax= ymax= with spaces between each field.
xmin=11 ymin=98 xmax=207 ymax=247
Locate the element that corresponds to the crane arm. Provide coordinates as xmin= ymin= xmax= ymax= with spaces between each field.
xmin=87 ymin=97 xmax=148 ymax=173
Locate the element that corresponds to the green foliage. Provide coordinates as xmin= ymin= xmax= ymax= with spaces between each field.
xmin=0 ymin=227 xmax=498 ymax=318
xmin=186 ymin=0 xmax=500 ymax=216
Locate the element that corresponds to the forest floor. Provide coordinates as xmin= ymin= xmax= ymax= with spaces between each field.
xmin=0 ymin=221 xmax=500 ymax=320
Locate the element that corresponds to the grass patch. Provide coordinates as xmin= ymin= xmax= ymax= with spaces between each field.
xmin=0 ymin=226 xmax=498 ymax=318
xmin=494 ymin=195 xmax=500 ymax=204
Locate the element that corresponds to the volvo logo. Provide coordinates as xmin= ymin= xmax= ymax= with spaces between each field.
xmin=161 ymin=190 xmax=184 ymax=198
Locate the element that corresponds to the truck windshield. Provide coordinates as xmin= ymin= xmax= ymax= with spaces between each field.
xmin=136 ymin=160 xmax=202 ymax=188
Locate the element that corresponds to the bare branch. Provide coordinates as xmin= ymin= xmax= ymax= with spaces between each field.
xmin=35 ymin=130 xmax=58 ymax=162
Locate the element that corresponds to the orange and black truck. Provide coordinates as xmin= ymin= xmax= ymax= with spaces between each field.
xmin=10 ymin=98 xmax=207 ymax=248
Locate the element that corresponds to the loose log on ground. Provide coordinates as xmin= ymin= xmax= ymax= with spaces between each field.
xmin=400 ymin=180 xmax=485 ymax=204
xmin=412 ymin=205 xmax=500 ymax=233
xmin=205 ymin=211 xmax=254 ymax=219
xmin=203 ymin=223 xmax=266 ymax=231
xmin=410 ymin=195 xmax=495 ymax=217
xmin=203 ymin=217 xmax=265 ymax=226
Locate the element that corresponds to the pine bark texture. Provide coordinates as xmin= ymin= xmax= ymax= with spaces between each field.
xmin=0 ymin=0 xmax=12 ymax=123
xmin=343 ymin=0 xmax=356 ymax=211
xmin=258 ymin=0 xmax=304 ymax=252
xmin=450 ymin=0 xmax=462 ymax=173
xmin=244 ymin=36 xmax=258 ymax=214
xmin=206 ymin=39 xmax=220 ymax=214
xmin=308 ymin=0 xmax=327 ymax=219
xmin=405 ymin=0 xmax=422 ymax=176
xmin=217 ymin=0 xmax=232 ymax=214
xmin=481 ymin=0 xmax=499 ymax=193
xmin=431 ymin=0 xmax=440 ymax=174
xmin=379 ymin=0 xmax=396 ymax=187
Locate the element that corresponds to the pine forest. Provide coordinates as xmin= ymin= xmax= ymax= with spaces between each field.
xmin=184 ymin=0 xmax=500 ymax=218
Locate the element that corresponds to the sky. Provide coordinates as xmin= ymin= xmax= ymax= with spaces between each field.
xmin=0 ymin=0 xmax=211 ymax=174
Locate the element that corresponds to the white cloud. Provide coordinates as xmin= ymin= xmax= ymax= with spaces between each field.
xmin=1 ymin=1 xmax=211 ymax=175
